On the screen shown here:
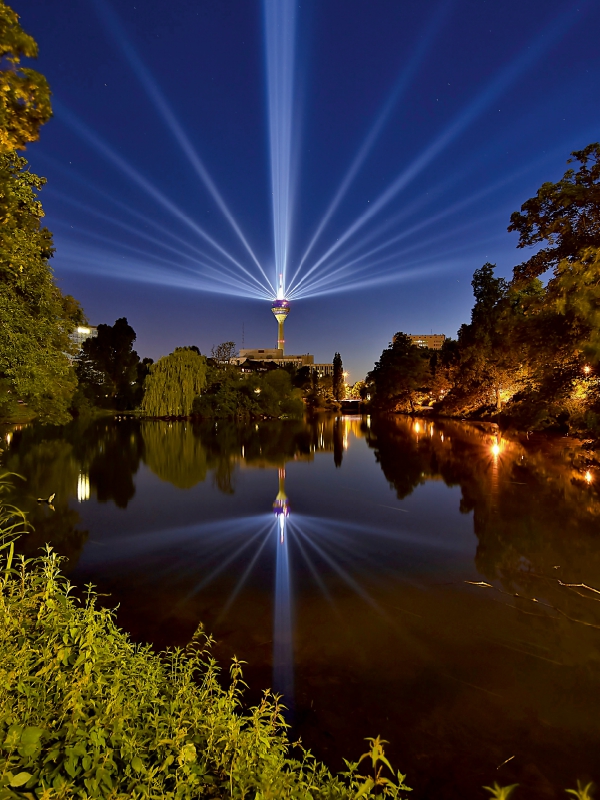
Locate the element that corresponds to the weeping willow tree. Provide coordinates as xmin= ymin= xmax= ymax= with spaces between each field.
xmin=141 ymin=348 xmax=207 ymax=417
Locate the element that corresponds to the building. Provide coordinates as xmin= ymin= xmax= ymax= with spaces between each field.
xmin=233 ymin=349 xmax=334 ymax=377
xmin=409 ymin=334 xmax=446 ymax=351
xmin=71 ymin=325 xmax=98 ymax=349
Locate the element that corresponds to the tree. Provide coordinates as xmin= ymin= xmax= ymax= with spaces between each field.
xmin=509 ymin=143 xmax=600 ymax=283
xmin=0 ymin=153 xmax=83 ymax=423
xmin=142 ymin=347 xmax=207 ymax=417
xmin=367 ymin=333 xmax=431 ymax=412
xmin=76 ymin=318 xmax=141 ymax=410
xmin=332 ymin=352 xmax=344 ymax=401
xmin=211 ymin=341 xmax=237 ymax=364
xmin=0 ymin=1 xmax=52 ymax=152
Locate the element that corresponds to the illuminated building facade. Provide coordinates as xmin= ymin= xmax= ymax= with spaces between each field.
xmin=409 ymin=334 xmax=446 ymax=351
xmin=71 ymin=325 xmax=98 ymax=349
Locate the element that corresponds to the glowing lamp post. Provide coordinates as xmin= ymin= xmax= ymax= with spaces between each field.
xmin=271 ymin=298 xmax=290 ymax=354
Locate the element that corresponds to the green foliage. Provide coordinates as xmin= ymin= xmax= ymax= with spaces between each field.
xmin=332 ymin=353 xmax=344 ymax=401
xmin=193 ymin=366 xmax=304 ymax=419
xmin=0 ymin=152 xmax=82 ymax=424
xmin=210 ymin=341 xmax=237 ymax=364
xmin=0 ymin=1 xmax=52 ymax=152
xmin=142 ymin=348 xmax=207 ymax=418
xmin=0 ymin=502 xmax=408 ymax=798
xmin=75 ymin=318 xmax=143 ymax=411
xmin=483 ymin=782 xmax=519 ymax=800
xmin=366 ymin=333 xmax=431 ymax=412
xmin=509 ymin=142 xmax=600 ymax=283
xmin=566 ymin=780 xmax=595 ymax=800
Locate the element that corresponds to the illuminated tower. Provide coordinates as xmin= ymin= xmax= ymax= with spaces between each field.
xmin=273 ymin=467 xmax=290 ymax=543
xmin=271 ymin=273 xmax=290 ymax=354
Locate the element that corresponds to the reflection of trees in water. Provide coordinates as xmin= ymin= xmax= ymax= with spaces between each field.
xmin=87 ymin=420 xmax=143 ymax=508
xmin=366 ymin=416 xmax=600 ymax=613
xmin=140 ymin=417 xmax=361 ymax=492
xmin=2 ymin=433 xmax=88 ymax=568
xmin=142 ymin=422 xmax=208 ymax=489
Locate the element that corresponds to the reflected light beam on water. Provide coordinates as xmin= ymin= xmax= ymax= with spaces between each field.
xmin=273 ymin=515 xmax=294 ymax=704
xmin=92 ymin=0 xmax=274 ymax=296
xmin=264 ymin=0 xmax=297 ymax=294
xmin=292 ymin=522 xmax=387 ymax=619
xmin=216 ymin=525 xmax=273 ymax=622
xmin=294 ymin=4 xmax=583 ymax=289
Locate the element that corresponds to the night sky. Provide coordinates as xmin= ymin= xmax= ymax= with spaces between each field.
xmin=18 ymin=0 xmax=600 ymax=380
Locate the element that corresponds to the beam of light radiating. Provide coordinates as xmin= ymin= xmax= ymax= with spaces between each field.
xmin=47 ymin=187 xmax=256 ymax=279
xmin=297 ymin=3 xmax=585 ymax=288
xmin=289 ymin=261 xmax=450 ymax=301
xmin=273 ymin=516 xmax=294 ymax=704
xmin=291 ymin=0 xmax=453 ymax=283
xmin=216 ymin=527 xmax=272 ymax=622
xmin=293 ymin=530 xmax=336 ymax=606
xmin=185 ymin=525 xmax=269 ymax=600
xmin=289 ymin=130 xmax=591 ymax=299
xmin=92 ymin=0 xmax=275 ymax=296
xmin=54 ymin=222 xmax=267 ymax=298
xmin=56 ymin=240 xmax=269 ymax=300
xmin=294 ymin=524 xmax=387 ymax=618
xmin=53 ymin=211 xmax=269 ymax=299
xmin=264 ymin=0 xmax=297 ymax=293
xmin=38 ymin=151 xmax=248 ymax=270
xmin=55 ymin=102 xmax=273 ymax=298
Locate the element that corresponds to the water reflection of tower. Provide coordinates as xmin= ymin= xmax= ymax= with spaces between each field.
xmin=273 ymin=467 xmax=290 ymax=543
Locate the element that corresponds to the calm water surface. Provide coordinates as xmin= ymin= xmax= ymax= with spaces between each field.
xmin=2 ymin=415 xmax=600 ymax=799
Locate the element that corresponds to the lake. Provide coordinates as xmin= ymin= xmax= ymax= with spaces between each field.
xmin=2 ymin=415 xmax=599 ymax=799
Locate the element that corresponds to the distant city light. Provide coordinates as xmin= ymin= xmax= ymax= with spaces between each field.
xmin=583 ymin=365 xmax=592 ymax=375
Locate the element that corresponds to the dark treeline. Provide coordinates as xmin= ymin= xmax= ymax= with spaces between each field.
xmin=367 ymin=143 xmax=600 ymax=435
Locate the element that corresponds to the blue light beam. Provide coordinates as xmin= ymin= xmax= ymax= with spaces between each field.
xmin=264 ymin=0 xmax=297 ymax=295
xmin=297 ymin=3 xmax=585 ymax=288
xmin=56 ymin=102 xmax=274 ymax=298
xmin=291 ymin=0 xmax=453 ymax=282
xmin=92 ymin=0 xmax=274 ymax=296
xmin=273 ymin=515 xmax=294 ymax=704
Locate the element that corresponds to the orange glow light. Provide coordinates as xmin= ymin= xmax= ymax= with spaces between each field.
xmin=491 ymin=442 xmax=500 ymax=457
xmin=585 ymin=470 xmax=593 ymax=484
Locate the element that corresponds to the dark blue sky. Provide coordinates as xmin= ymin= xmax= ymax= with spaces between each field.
xmin=18 ymin=0 xmax=600 ymax=379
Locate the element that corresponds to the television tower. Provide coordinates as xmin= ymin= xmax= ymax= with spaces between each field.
xmin=270 ymin=273 xmax=290 ymax=354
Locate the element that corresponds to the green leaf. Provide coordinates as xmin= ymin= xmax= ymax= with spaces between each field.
xmin=131 ymin=756 xmax=144 ymax=773
xmin=9 ymin=772 xmax=32 ymax=787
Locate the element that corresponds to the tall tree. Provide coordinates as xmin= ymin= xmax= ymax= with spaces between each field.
xmin=0 ymin=153 xmax=83 ymax=423
xmin=76 ymin=318 xmax=141 ymax=410
xmin=142 ymin=347 xmax=207 ymax=417
xmin=367 ymin=333 xmax=431 ymax=412
xmin=509 ymin=143 xmax=600 ymax=283
xmin=211 ymin=341 xmax=237 ymax=364
xmin=0 ymin=1 xmax=52 ymax=152
xmin=0 ymin=2 xmax=82 ymax=424
xmin=332 ymin=352 xmax=344 ymax=401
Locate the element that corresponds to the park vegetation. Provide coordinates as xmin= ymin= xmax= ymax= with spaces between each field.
xmin=0 ymin=1 xmax=84 ymax=425
xmin=366 ymin=143 xmax=600 ymax=436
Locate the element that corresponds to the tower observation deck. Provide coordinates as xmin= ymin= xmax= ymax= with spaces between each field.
xmin=271 ymin=298 xmax=290 ymax=354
